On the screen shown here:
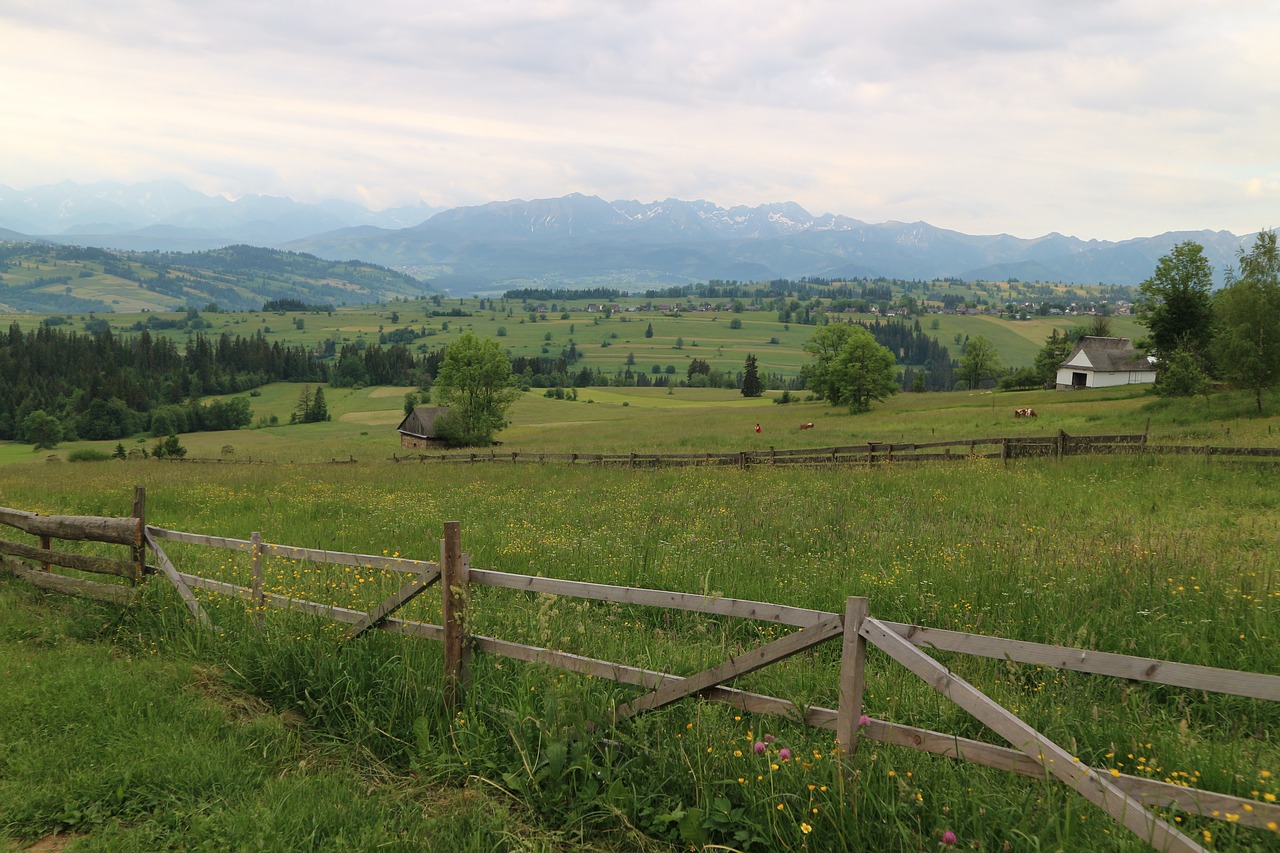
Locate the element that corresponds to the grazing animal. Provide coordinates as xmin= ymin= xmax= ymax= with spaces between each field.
xmin=1014 ymin=408 xmax=1038 ymax=418
xmin=799 ymin=422 xmax=815 ymax=430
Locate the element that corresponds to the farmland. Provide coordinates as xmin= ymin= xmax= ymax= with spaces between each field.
xmin=2 ymin=377 xmax=1279 ymax=850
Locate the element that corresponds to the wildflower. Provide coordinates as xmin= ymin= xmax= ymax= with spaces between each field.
xmin=858 ymin=714 xmax=871 ymax=727
xmin=800 ymin=822 xmax=812 ymax=834
xmin=940 ymin=830 xmax=957 ymax=846
xmin=764 ymin=733 xmax=776 ymax=743
xmin=779 ymin=748 xmax=792 ymax=761
xmin=754 ymin=741 xmax=767 ymax=754
xmin=777 ymin=803 xmax=785 ymax=811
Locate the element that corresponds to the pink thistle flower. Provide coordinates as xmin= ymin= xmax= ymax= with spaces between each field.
xmin=754 ymin=741 xmax=767 ymax=754
xmin=940 ymin=830 xmax=957 ymax=846
xmin=779 ymin=748 xmax=792 ymax=761
xmin=858 ymin=714 xmax=871 ymax=728
xmin=764 ymin=734 xmax=776 ymax=743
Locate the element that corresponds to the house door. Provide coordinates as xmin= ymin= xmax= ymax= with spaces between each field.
xmin=1072 ymin=372 xmax=1088 ymax=388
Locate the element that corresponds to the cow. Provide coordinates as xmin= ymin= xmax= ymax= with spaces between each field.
xmin=1014 ymin=408 xmax=1038 ymax=418
xmin=799 ymin=422 xmax=815 ymax=430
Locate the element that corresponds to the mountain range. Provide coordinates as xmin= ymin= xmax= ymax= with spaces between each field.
xmin=0 ymin=181 xmax=1252 ymax=295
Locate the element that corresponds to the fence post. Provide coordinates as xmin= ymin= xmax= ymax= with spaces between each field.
xmin=442 ymin=521 xmax=468 ymax=712
xmin=836 ymin=596 xmax=869 ymax=756
xmin=131 ymin=485 xmax=146 ymax=581
xmin=251 ymin=531 xmax=264 ymax=629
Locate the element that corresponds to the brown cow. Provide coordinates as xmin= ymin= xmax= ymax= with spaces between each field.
xmin=799 ymin=422 xmax=815 ymax=430
xmin=1014 ymin=408 xmax=1038 ymax=418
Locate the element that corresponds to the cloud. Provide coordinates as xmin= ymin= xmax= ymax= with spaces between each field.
xmin=1 ymin=0 xmax=1277 ymax=239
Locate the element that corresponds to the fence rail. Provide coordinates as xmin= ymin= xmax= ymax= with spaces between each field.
xmin=388 ymin=432 xmax=1279 ymax=467
xmin=5 ymin=495 xmax=1280 ymax=850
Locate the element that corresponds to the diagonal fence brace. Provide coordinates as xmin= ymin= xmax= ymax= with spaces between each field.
xmin=615 ymin=614 xmax=844 ymax=721
xmin=859 ymin=617 xmax=1206 ymax=853
xmin=344 ymin=565 xmax=442 ymax=641
xmin=145 ymin=531 xmax=213 ymax=630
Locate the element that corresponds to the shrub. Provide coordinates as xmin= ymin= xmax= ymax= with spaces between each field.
xmin=67 ymin=448 xmax=112 ymax=462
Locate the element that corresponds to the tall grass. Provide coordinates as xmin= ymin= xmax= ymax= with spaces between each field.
xmin=2 ymin=455 xmax=1277 ymax=850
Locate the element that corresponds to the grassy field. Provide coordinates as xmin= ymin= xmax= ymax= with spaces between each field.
xmin=2 ymin=382 xmax=1279 ymax=849
xmin=8 ymin=375 xmax=1280 ymax=467
xmin=0 ymin=293 xmax=1146 ymax=386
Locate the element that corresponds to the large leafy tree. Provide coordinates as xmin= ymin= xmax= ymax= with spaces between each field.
xmin=802 ymin=324 xmax=898 ymax=413
xmin=1212 ymin=230 xmax=1280 ymax=413
xmin=957 ymin=335 xmax=1003 ymax=390
xmin=433 ymin=332 xmax=520 ymax=446
xmin=1138 ymin=240 xmax=1215 ymax=359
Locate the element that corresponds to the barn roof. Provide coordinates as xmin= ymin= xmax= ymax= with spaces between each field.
xmin=1061 ymin=337 xmax=1153 ymax=372
xmin=397 ymin=406 xmax=449 ymax=438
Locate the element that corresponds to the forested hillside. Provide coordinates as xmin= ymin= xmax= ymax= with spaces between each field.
xmin=0 ymin=243 xmax=434 ymax=314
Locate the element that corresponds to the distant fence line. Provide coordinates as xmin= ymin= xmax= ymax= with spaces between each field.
xmin=390 ymin=432 xmax=1280 ymax=467
xmin=5 ymin=492 xmax=1280 ymax=851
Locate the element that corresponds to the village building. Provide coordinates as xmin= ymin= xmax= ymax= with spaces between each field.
xmin=1056 ymin=336 xmax=1156 ymax=389
xmin=396 ymin=406 xmax=449 ymax=449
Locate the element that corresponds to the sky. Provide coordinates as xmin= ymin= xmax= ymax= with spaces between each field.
xmin=2 ymin=1 xmax=1278 ymax=241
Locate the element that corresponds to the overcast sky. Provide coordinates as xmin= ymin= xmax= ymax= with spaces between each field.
xmin=2 ymin=1 xmax=1277 ymax=240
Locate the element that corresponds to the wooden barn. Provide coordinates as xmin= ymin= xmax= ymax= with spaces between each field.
xmin=1056 ymin=336 xmax=1156 ymax=389
xmin=396 ymin=406 xmax=449 ymax=449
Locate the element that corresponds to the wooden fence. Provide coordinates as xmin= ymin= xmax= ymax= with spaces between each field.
xmin=387 ymin=432 xmax=1280 ymax=467
xmin=4 ymin=497 xmax=1279 ymax=852
xmin=0 ymin=487 xmax=146 ymax=604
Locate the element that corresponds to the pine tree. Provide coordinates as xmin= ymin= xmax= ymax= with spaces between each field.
xmin=741 ymin=354 xmax=764 ymax=397
xmin=306 ymin=387 xmax=330 ymax=423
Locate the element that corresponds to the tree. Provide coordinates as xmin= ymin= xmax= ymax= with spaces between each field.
xmin=644 ymin=323 xmax=654 ymax=339
xmin=741 ymin=353 xmax=764 ymax=397
xmin=404 ymin=391 xmax=419 ymax=416
xmin=21 ymin=410 xmax=61 ymax=449
xmin=957 ymin=335 xmax=1003 ymax=390
xmin=1212 ymin=230 xmax=1280 ymax=413
xmin=801 ymin=324 xmax=898 ymax=413
xmin=1138 ymin=241 xmax=1214 ymax=359
xmin=432 ymin=332 xmax=520 ymax=447
xmin=1082 ymin=314 xmax=1113 ymax=338
xmin=1033 ymin=329 xmax=1073 ymax=387
xmin=1153 ymin=349 xmax=1210 ymax=398
xmin=305 ymin=387 xmax=330 ymax=423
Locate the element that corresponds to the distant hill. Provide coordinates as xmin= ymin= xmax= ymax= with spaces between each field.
xmin=0 ymin=181 xmax=1255 ymax=295
xmin=0 ymin=242 xmax=435 ymax=313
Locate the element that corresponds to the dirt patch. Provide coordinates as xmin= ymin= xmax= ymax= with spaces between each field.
xmin=188 ymin=664 xmax=306 ymax=729
xmin=25 ymin=833 xmax=85 ymax=852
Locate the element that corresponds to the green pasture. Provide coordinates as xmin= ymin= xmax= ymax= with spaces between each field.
xmin=1 ymin=449 xmax=1277 ymax=850
xmin=0 ymin=293 xmax=1143 ymax=393
xmin=11 ymin=376 xmax=1280 ymax=466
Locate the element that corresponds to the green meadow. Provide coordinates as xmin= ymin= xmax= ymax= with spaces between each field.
xmin=0 ymin=292 xmax=1147 ymax=385
xmin=2 ymin=380 xmax=1279 ymax=850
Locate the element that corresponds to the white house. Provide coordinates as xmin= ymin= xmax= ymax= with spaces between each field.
xmin=1056 ymin=336 xmax=1156 ymax=389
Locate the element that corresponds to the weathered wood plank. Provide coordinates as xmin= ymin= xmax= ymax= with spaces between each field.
xmin=147 ymin=527 xmax=254 ymax=550
xmin=2 ymin=556 xmax=136 ymax=604
xmin=149 ymin=527 xmax=443 ymax=575
xmin=345 ymin=566 xmax=441 ymax=642
xmin=861 ymin=617 xmax=1204 ymax=853
xmin=836 ymin=596 xmax=868 ymax=754
xmin=468 ymin=569 xmax=831 ymax=627
xmin=473 ymin=634 xmax=834 ymax=725
xmin=146 ymin=534 xmax=213 ymax=629
xmin=616 ymin=615 xmax=844 ymax=720
xmin=880 ymin=620 xmax=1280 ymax=701
xmin=0 ymin=509 xmax=142 ymax=546
xmin=176 ymin=572 xmax=446 ymax=640
xmin=0 ymin=538 xmax=138 ymax=577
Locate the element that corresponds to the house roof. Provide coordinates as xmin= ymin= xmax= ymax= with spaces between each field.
xmin=397 ymin=406 xmax=449 ymax=438
xmin=1061 ymin=336 xmax=1153 ymax=372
